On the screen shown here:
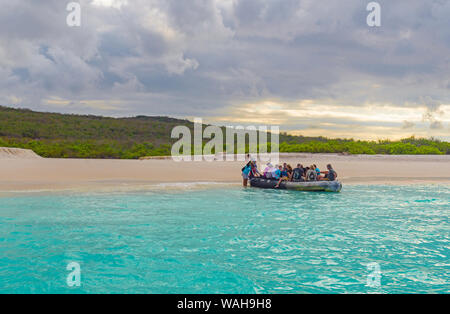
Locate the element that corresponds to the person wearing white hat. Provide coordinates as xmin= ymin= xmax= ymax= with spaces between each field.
xmin=263 ymin=163 xmax=274 ymax=178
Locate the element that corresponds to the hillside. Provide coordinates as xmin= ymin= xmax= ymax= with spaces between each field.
xmin=0 ymin=106 xmax=192 ymax=158
xmin=0 ymin=106 xmax=448 ymax=158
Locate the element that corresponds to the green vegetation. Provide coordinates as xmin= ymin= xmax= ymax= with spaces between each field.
xmin=0 ymin=106 xmax=184 ymax=158
xmin=279 ymin=139 xmax=448 ymax=155
xmin=0 ymin=106 xmax=448 ymax=158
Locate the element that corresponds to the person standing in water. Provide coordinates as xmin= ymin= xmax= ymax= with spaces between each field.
xmin=241 ymin=161 xmax=252 ymax=187
xmin=249 ymin=160 xmax=261 ymax=179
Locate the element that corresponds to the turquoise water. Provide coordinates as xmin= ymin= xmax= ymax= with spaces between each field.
xmin=0 ymin=185 xmax=448 ymax=294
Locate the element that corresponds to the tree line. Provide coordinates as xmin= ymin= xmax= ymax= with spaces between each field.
xmin=0 ymin=106 xmax=448 ymax=158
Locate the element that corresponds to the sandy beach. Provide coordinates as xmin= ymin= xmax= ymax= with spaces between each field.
xmin=0 ymin=148 xmax=449 ymax=193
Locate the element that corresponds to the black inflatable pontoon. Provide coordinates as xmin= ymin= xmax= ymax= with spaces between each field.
xmin=250 ymin=177 xmax=342 ymax=192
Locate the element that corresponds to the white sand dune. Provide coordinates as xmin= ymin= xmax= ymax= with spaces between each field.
xmin=0 ymin=147 xmax=42 ymax=159
xmin=0 ymin=149 xmax=449 ymax=192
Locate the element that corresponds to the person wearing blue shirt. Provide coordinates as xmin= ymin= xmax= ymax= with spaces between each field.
xmin=275 ymin=165 xmax=290 ymax=188
xmin=314 ymin=164 xmax=322 ymax=180
xmin=273 ymin=165 xmax=282 ymax=180
xmin=241 ymin=162 xmax=252 ymax=187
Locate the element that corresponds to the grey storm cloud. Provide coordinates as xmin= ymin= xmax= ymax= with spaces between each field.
xmin=0 ymin=0 xmax=449 ymax=127
xmin=430 ymin=121 xmax=443 ymax=130
xmin=402 ymin=121 xmax=415 ymax=129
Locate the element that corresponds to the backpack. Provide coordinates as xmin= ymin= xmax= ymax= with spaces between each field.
xmin=327 ymin=170 xmax=336 ymax=181
xmin=293 ymin=168 xmax=301 ymax=180
xmin=241 ymin=162 xmax=251 ymax=172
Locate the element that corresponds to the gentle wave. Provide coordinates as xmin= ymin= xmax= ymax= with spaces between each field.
xmin=0 ymin=184 xmax=448 ymax=293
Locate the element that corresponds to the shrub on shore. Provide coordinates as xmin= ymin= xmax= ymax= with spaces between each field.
xmin=0 ymin=106 xmax=448 ymax=159
xmin=0 ymin=136 xmax=447 ymax=159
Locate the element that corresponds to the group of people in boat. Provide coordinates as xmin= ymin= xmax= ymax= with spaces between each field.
xmin=241 ymin=159 xmax=338 ymax=187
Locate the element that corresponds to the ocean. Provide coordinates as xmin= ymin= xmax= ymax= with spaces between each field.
xmin=0 ymin=184 xmax=448 ymax=293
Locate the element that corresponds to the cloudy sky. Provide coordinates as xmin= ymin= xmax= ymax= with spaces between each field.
xmin=1 ymin=0 xmax=449 ymax=140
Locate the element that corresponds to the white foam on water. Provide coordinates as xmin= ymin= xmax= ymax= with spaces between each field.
xmin=0 ymin=181 xmax=239 ymax=197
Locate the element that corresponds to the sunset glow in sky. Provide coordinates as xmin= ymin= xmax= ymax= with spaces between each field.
xmin=1 ymin=0 xmax=449 ymax=140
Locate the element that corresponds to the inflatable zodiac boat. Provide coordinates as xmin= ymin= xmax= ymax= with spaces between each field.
xmin=250 ymin=178 xmax=342 ymax=193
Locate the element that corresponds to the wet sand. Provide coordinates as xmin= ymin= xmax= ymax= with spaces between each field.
xmin=0 ymin=153 xmax=449 ymax=193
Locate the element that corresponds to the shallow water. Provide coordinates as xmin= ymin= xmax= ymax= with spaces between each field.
xmin=0 ymin=185 xmax=448 ymax=294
